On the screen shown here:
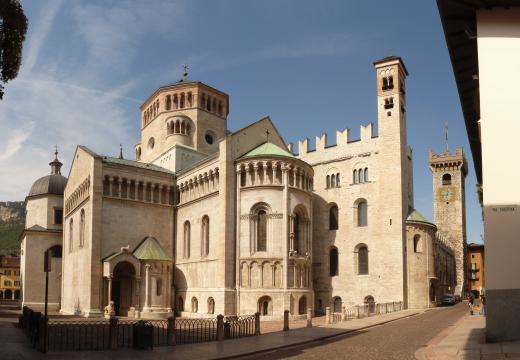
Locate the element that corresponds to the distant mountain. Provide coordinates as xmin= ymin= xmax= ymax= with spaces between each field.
xmin=0 ymin=201 xmax=25 ymax=253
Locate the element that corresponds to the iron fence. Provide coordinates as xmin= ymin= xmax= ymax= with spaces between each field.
xmin=18 ymin=307 xmax=261 ymax=353
xmin=174 ymin=317 xmax=218 ymax=344
xmin=326 ymin=301 xmax=404 ymax=325
xmin=224 ymin=314 xmax=257 ymax=339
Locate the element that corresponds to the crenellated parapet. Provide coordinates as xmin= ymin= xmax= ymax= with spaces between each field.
xmin=429 ymin=147 xmax=468 ymax=175
xmin=291 ymin=123 xmax=377 ymax=159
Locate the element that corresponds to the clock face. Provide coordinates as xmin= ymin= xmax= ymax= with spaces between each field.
xmin=438 ymin=186 xmax=456 ymax=203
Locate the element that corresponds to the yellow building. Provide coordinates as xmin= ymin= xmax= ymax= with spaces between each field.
xmin=0 ymin=255 xmax=21 ymax=300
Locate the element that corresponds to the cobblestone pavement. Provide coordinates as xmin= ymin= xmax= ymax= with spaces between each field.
xmin=238 ymin=303 xmax=468 ymax=360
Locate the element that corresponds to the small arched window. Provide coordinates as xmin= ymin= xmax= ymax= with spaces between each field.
xmin=442 ymin=173 xmax=452 ymax=186
xmin=183 ymin=221 xmax=191 ymax=259
xmin=358 ymin=168 xmax=363 ymax=183
xmin=364 ymin=168 xmax=369 ymax=182
xmin=357 ymin=200 xmax=368 ymax=227
xmin=191 ymin=297 xmax=198 ymax=313
xmin=414 ymin=234 xmax=423 ymax=253
xmin=166 ymin=95 xmax=171 ymax=110
xmin=326 ymin=175 xmax=330 ymax=189
xmin=180 ymin=93 xmax=185 ymax=108
xmin=79 ymin=209 xmax=85 ymax=247
xmin=331 ymin=174 xmax=336 ymax=188
xmin=329 ymin=247 xmax=338 ymax=276
xmin=336 ymin=173 xmax=340 ymax=187
xmin=201 ymin=215 xmax=210 ymax=256
xmin=257 ymin=210 xmax=267 ymax=252
xmin=357 ymin=245 xmax=369 ymax=275
xmin=353 ymin=169 xmax=358 ymax=184
xmin=329 ymin=204 xmax=338 ymax=230
xmin=69 ymin=219 xmax=73 ymax=252
xmin=207 ymin=297 xmax=215 ymax=314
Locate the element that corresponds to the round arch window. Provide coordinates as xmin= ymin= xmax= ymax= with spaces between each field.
xmin=205 ymin=131 xmax=215 ymax=145
xmin=148 ymin=137 xmax=155 ymax=150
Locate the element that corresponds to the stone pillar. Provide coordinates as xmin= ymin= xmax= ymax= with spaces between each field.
xmin=262 ymin=161 xmax=268 ymax=185
xmin=252 ymin=162 xmax=259 ymax=186
xmin=158 ymin=184 xmax=163 ymax=204
xmin=135 ymin=277 xmax=141 ymax=310
xmin=109 ymin=176 xmax=115 ymax=197
xmin=255 ymin=312 xmax=261 ymax=335
xmin=134 ymin=181 xmax=139 ymax=200
xmin=117 ymin=178 xmax=122 ymax=198
xmin=283 ymin=310 xmax=289 ymax=331
xmin=144 ymin=264 xmax=151 ymax=310
xmin=306 ymin=308 xmax=312 ymax=327
xmin=150 ymin=184 xmax=156 ymax=203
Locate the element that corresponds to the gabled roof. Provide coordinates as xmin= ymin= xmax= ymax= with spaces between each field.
xmin=133 ymin=236 xmax=171 ymax=261
xmin=240 ymin=142 xmax=295 ymax=159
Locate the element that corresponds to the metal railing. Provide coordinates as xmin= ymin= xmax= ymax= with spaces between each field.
xmin=19 ymin=306 xmax=260 ymax=352
xmin=326 ymin=301 xmax=403 ymax=325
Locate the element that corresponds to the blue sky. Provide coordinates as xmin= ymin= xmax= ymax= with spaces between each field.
xmin=0 ymin=0 xmax=483 ymax=243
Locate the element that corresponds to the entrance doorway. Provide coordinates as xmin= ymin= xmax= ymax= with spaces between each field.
xmin=258 ymin=296 xmax=273 ymax=316
xmin=113 ymin=261 xmax=135 ymax=316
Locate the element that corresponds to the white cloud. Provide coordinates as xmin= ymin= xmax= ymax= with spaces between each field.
xmin=0 ymin=0 xmax=185 ymax=201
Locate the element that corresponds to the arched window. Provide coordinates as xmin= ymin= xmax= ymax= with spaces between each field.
xmin=353 ymin=169 xmax=358 ymax=184
xmin=173 ymin=94 xmax=178 ymax=108
xmin=207 ymin=297 xmax=215 ymax=314
xmin=357 ymin=200 xmax=368 ymax=226
xmin=388 ymin=76 xmax=394 ymax=89
xmin=191 ymin=297 xmax=198 ymax=313
xmin=207 ymin=96 xmax=211 ymax=111
xmin=79 ymin=209 xmax=85 ymax=247
xmin=333 ymin=297 xmax=342 ymax=313
xmin=331 ymin=174 xmax=336 ymax=188
xmin=298 ymin=296 xmax=307 ymax=315
xmin=166 ymin=95 xmax=171 ymax=110
xmin=358 ymin=168 xmax=363 ymax=183
xmin=329 ymin=204 xmax=338 ymax=230
xmin=200 ymin=94 xmax=206 ymax=108
xmin=258 ymin=296 xmax=272 ymax=316
xmin=201 ymin=215 xmax=210 ymax=256
xmin=187 ymin=92 xmax=193 ymax=107
xmin=382 ymin=77 xmax=389 ymax=90
xmin=257 ymin=210 xmax=267 ymax=252
xmin=326 ymin=175 xmax=330 ymax=189
xmin=329 ymin=247 xmax=338 ymax=276
xmin=177 ymin=296 xmax=184 ymax=311
xmin=183 ymin=221 xmax=191 ymax=259
xmin=357 ymin=245 xmax=369 ymax=275
xmin=442 ymin=173 xmax=452 ymax=185
xmin=69 ymin=219 xmax=73 ymax=252
xmin=180 ymin=93 xmax=185 ymax=108
xmin=212 ymin=98 xmax=217 ymax=113
xmin=364 ymin=168 xmax=369 ymax=182
xmin=414 ymin=234 xmax=423 ymax=253
xmin=336 ymin=173 xmax=340 ymax=187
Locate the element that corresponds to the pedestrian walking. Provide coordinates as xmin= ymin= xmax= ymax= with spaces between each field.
xmin=468 ymin=295 xmax=474 ymax=315
xmin=480 ymin=295 xmax=486 ymax=315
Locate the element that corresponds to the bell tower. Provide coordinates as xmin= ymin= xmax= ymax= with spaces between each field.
xmin=429 ymin=147 xmax=468 ymax=296
xmin=135 ymin=69 xmax=229 ymax=172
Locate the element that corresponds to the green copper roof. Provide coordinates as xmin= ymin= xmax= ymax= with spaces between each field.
xmin=133 ymin=236 xmax=171 ymax=261
xmin=241 ymin=142 xmax=295 ymax=159
xmin=406 ymin=208 xmax=433 ymax=224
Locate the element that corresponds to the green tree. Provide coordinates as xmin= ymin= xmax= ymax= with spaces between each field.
xmin=0 ymin=0 xmax=28 ymax=100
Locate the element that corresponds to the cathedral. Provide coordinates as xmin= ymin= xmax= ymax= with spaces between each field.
xmin=20 ymin=56 xmax=464 ymax=319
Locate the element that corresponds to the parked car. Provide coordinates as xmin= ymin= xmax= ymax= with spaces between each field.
xmin=441 ymin=294 xmax=456 ymax=306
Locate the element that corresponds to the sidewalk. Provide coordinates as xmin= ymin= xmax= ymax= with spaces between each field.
xmin=415 ymin=314 xmax=520 ymax=360
xmin=2 ymin=309 xmax=421 ymax=360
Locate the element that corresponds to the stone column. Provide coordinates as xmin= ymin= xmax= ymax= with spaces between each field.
xmin=107 ymin=275 xmax=113 ymax=303
xmin=150 ymin=184 xmax=156 ymax=203
xmin=252 ymin=162 xmax=259 ymax=186
xmin=262 ymin=161 xmax=268 ymax=185
xmin=109 ymin=177 xmax=115 ymax=197
xmin=134 ymin=181 xmax=139 ymax=200
xmin=135 ymin=277 xmax=141 ymax=310
xmin=144 ymin=264 xmax=151 ymax=310
xmin=117 ymin=178 xmax=122 ymax=198
xmin=158 ymin=184 xmax=163 ymax=204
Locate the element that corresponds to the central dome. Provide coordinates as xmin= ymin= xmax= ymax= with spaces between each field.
xmin=28 ymin=174 xmax=67 ymax=198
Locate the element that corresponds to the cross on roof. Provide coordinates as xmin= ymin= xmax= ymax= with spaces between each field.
xmin=183 ymin=64 xmax=189 ymax=80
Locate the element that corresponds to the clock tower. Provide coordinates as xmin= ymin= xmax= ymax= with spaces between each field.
xmin=429 ymin=147 xmax=468 ymax=296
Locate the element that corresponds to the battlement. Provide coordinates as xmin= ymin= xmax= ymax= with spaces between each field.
xmin=288 ymin=123 xmax=377 ymax=156
xmin=429 ymin=147 xmax=467 ymax=175
xmin=435 ymin=232 xmax=455 ymax=255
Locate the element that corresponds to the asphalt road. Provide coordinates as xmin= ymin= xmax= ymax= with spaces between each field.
xmin=237 ymin=303 xmax=468 ymax=360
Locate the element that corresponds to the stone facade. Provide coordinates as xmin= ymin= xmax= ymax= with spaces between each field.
xmin=21 ymin=56 xmax=461 ymax=318
xmin=429 ymin=148 xmax=468 ymax=296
